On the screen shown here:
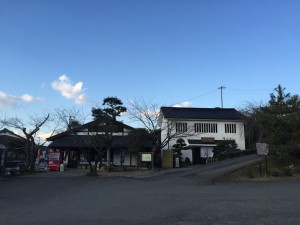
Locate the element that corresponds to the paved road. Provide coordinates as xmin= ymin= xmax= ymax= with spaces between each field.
xmin=137 ymin=154 xmax=258 ymax=181
xmin=1 ymin=155 xmax=299 ymax=225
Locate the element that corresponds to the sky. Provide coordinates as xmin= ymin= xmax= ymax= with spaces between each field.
xmin=1 ymin=0 xmax=300 ymax=140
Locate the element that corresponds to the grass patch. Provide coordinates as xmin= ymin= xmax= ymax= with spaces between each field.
xmin=217 ymin=155 xmax=300 ymax=182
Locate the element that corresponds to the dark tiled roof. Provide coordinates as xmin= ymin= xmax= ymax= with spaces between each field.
xmin=49 ymin=135 xmax=128 ymax=149
xmin=47 ymin=119 xmax=134 ymax=141
xmin=160 ymin=107 xmax=244 ymax=120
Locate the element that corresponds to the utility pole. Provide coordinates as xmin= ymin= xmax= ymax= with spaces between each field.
xmin=218 ymin=86 xmax=226 ymax=108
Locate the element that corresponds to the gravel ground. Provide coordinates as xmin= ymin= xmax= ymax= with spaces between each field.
xmin=1 ymin=155 xmax=299 ymax=225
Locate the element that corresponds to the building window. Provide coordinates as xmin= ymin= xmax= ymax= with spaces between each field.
xmin=176 ymin=122 xmax=187 ymax=133
xmin=225 ymin=124 xmax=236 ymax=133
xmin=194 ymin=123 xmax=218 ymax=133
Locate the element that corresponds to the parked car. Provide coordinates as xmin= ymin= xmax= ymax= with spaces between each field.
xmin=0 ymin=148 xmax=26 ymax=176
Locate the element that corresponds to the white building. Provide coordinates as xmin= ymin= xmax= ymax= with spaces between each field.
xmin=159 ymin=107 xmax=246 ymax=164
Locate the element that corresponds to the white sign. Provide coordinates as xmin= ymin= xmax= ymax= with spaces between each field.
xmin=175 ymin=157 xmax=180 ymax=168
xmin=256 ymin=143 xmax=269 ymax=155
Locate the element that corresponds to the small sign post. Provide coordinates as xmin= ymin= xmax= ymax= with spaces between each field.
xmin=256 ymin=143 xmax=269 ymax=176
xmin=140 ymin=152 xmax=154 ymax=171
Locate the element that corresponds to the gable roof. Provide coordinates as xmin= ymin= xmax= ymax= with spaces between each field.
xmin=0 ymin=128 xmax=15 ymax=135
xmin=47 ymin=119 xmax=134 ymax=141
xmin=160 ymin=107 xmax=245 ymax=121
xmin=0 ymin=128 xmax=26 ymax=140
xmin=0 ymin=128 xmax=26 ymax=148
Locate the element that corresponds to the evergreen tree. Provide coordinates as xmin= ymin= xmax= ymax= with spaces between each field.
xmin=258 ymin=85 xmax=300 ymax=163
xmin=91 ymin=97 xmax=127 ymax=166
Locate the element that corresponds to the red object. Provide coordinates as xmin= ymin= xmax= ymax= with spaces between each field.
xmin=47 ymin=152 xmax=62 ymax=171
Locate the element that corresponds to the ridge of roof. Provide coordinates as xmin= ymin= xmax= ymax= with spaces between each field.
xmin=47 ymin=119 xmax=134 ymax=141
xmin=160 ymin=106 xmax=244 ymax=120
xmin=161 ymin=106 xmax=236 ymax=110
xmin=0 ymin=128 xmax=26 ymax=140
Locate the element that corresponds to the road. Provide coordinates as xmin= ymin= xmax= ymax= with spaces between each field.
xmin=0 ymin=155 xmax=299 ymax=225
xmin=137 ymin=154 xmax=258 ymax=181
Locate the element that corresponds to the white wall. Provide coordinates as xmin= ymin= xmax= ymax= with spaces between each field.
xmin=161 ymin=118 xmax=246 ymax=150
xmin=113 ymin=151 xmax=137 ymax=166
xmin=181 ymin=149 xmax=193 ymax=163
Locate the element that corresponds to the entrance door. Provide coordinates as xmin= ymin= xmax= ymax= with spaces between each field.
xmin=200 ymin=147 xmax=214 ymax=158
xmin=192 ymin=147 xmax=201 ymax=164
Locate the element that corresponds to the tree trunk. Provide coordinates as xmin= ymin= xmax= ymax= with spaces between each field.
xmin=94 ymin=152 xmax=99 ymax=175
xmin=136 ymin=154 xmax=139 ymax=171
xmin=29 ymin=149 xmax=38 ymax=172
xmin=98 ymin=150 xmax=103 ymax=169
xmin=28 ymin=137 xmax=38 ymax=172
xmin=1 ymin=150 xmax=7 ymax=179
xmin=88 ymin=161 xmax=93 ymax=174
xmin=107 ymin=148 xmax=111 ymax=167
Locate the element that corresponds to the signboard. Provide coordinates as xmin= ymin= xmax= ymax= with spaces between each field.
xmin=49 ymin=152 xmax=60 ymax=160
xmin=80 ymin=154 xmax=87 ymax=162
xmin=201 ymin=137 xmax=215 ymax=143
xmin=256 ymin=143 xmax=269 ymax=155
xmin=141 ymin=153 xmax=152 ymax=162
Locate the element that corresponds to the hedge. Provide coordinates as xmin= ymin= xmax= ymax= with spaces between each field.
xmin=215 ymin=149 xmax=256 ymax=161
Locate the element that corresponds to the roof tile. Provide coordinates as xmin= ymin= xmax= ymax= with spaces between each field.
xmin=161 ymin=107 xmax=244 ymax=120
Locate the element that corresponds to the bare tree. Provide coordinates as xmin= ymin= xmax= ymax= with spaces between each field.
xmin=239 ymin=101 xmax=266 ymax=148
xmin=127 ymin=98 xmax=194 ymax=151
xmin=72 ymin=132 xmax=100 ymax=175
xmin=74 ymin=122 xmax=113 ymax=175
xmin=127 ymin=98 xmax=161 ymax=132
xmin=1 ymin=113 xmax=51 ymax=171
xmin=54 ymin=106 xmax=89 ymax=132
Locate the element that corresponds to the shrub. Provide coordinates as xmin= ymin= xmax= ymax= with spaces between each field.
xmin=185 ymin=157 xmax=191 ymax=165
xmin=267 ymin=168 xmax=282 ymax=177
xmin=247 ymin=170 xmax=256 ymax=178
xmin=216 ymin=149 xmax=256 ymax=161
xmin=284 ymin=165 xmax=294 ymax=176
xmin=213 ymin=140 xmax=238 ymax=156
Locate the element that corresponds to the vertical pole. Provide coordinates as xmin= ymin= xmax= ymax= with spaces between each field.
xmin=152 ymin=152 xmax=154 ymax=172
xmin=259 ymin=155 xmax=262 ymax=177
xmin=221 ymin=88 xmax=223 ymax=108
xmin=265 ymin=155 xmax=268 ymax=175
xmin=1 ymin=150 xmax=7 ymax=179
xmin=218 ymin=86 xmax=226 ymax=108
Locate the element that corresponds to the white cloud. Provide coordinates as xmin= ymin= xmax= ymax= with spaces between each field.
xmin=11 ymin=130 xmax=52 ymax=145
xmin=21 ymin=94 xmax=33 ymax=102
xmin=0 ymin=91 xmax=43 ymax=108
xmin=36 ymin=130 xmax=55 ymax=144
xmin=52 ymin=75 xmax=88 ymax=104
xmin=172 ymin=101 xmax=192 ymax=108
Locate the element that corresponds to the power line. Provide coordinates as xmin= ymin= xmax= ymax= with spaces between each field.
xmin=227 ymin=88 xmax=273 ymax=92
xmin=188 ymin=89 xmax=219 ymax=101
xmin=177 ymin=88 xmax=219 ymax=104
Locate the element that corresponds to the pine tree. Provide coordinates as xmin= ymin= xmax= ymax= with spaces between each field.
xmin=258 ymin=85 xmax=300 ymax=163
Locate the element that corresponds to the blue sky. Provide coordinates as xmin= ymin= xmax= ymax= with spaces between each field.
xmin=1 ymin=0 xmax=300 ymax=138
